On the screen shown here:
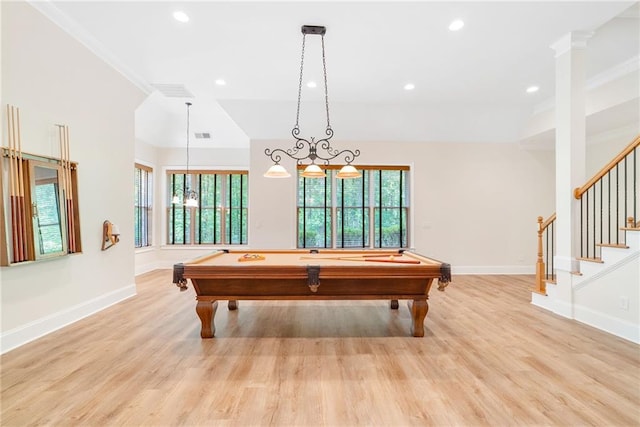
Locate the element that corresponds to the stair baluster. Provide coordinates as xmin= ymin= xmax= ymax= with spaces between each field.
xmin=575 ymin=135 xmax=639 ymax=262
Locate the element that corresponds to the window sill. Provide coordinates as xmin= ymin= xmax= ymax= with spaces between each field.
xmin=160 ymin=245 xmax=249 ymax=251
xmin=135 ymin=246 xmax=155 ymax=254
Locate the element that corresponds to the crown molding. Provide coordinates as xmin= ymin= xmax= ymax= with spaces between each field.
xmin=27 ymin=0 xmax=153 ymax=95
xmin=532 ymin=55 xmax=639 ymax=114
xmin=587 ymin=55 xmax=640 ymax=90
xmin=550 ymin=31 xmax=595 ymax=57
xmin=588 ymin=124 xmax=640 ymax=145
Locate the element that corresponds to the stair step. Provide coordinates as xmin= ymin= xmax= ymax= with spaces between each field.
xmin=576 ymin=257 xmax=603 ymax=263
xmin=596 ymin=243 xmax=629 ymax=249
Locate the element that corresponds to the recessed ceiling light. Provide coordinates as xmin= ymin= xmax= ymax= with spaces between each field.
xmin=449 ymin=19 xmax=464 ymax=31
xmin=404 ymin=83 xmax=415 ymax=91
xmin=526 ymin=86 xmax=539 ymax=93
xmin=307 ymin=81 xmax=317 ymax=88
xmin=215 ymin=79 xmax=226 ymax=86
xmin=173 ymin=11 xmax=189 ymax=23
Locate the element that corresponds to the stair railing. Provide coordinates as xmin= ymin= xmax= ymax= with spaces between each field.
xmin=535 ymin=213 xmax=556 ymax=294
xmin=574 ymin=135 xmax=639 ymax=261
xmin=535 ymin=134 xmax=639 ymax=293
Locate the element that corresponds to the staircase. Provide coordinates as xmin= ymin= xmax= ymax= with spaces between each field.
xmin=574 ymin=223 xmax=639 ymax=281
xmin=532 ymin=135 xmax=640 ymax=344
xmin=535 ymin=222 xmax=639 ymax=343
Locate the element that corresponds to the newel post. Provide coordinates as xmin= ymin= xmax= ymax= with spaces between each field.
xmin=535 ymin=216 xmax=546 ymax=295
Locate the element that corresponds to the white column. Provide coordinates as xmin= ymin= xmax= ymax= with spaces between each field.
xmin=551 ymin=31 xmax=593 ymax=318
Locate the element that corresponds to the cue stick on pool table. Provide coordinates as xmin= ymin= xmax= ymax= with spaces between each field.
xmin=300 ymin=253 xmax=403 ymax=259
xmin=299 ymin=256 xmax=420 ymax=264
xmin=348 ymin=253 xmax=404 ymax=257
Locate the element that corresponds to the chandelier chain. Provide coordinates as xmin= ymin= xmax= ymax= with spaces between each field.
xmin=321 ymin=35 xmax=331 ymax=130
xmin=295 ymin=34 xmax=306 ymax=129
xmin=186 ymin=102 xmax=191 ymax=177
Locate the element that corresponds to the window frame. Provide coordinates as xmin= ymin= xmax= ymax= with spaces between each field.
xmin=134 ymin=163 xmax=153 ymax=248
xmin=297 ymin=165 xmax=410 ymax=249
xmin=166 ymin=169 xmax=248 ymax=246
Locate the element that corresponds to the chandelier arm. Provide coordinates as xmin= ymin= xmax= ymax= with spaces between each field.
xmin=292 ymin=125 xmax=302 ymax=140
xmin=263 ymin=148 xmax=283 ymax=164
xmin=312 ymin=143 xmax=361 ymax=164
xmin=265 ymin=141 xmax=315 ymax=164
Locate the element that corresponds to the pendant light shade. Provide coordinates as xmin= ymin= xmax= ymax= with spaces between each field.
xmin=336 ymin=164 xmax=361 ymax=179
xmin=185 ymin=194 xmax=198 ymax=207
xmin=263 ymin=164 xmax=291 ymax=178
xmin=301 ymin=164 xmax=326 ymax=178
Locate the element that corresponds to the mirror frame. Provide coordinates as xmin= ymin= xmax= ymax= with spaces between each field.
xmin=1 ymin=148 xmax=82 ymax=266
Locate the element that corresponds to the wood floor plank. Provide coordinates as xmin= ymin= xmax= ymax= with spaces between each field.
xmin=1 ymin=271 xmax=639 ymax=426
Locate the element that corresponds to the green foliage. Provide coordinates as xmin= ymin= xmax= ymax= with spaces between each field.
xmin=35 ymin=183 xmax=63 ymax=253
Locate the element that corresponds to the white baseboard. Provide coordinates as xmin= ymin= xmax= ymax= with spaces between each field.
xmin=135 ymin=261 xmax=162 ymax=276
xmin=452 ymin=265 xmax=535 ymax=275
xmin=531 ymin=292 xmax=551 ymax=309
xmin=574 ymin=304 xmax=640 ymax=344
xmin=551 ymin=299 xmax=574 ymax=319
xmin=531 ymin=293 xmax=574 ymax=319
xmin=1 ymin=284 xmax=137 ymax=354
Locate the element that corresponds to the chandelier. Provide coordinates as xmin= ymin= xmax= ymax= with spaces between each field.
xmin=172 ymin=102 xmax=198 ymax=207
xmin=264 ymin=25 xmax=361 ymax=179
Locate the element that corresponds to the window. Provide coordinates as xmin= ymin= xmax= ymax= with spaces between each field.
xmin=167 ymin=170 xmax=248 ymax=245
xmin=134 ymin=163 xmax=153 ymax=248
xmin=35 ymin=173 xmax=64 ymax=254
xmin=297 ymin=166 xmax=409 ymax=249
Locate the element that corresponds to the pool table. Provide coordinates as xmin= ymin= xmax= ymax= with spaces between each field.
xmin=173 ymin=249 xmax=451 ymax=338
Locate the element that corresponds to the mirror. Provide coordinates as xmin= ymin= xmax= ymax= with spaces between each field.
xmin=30 ymin=162 xmax=67 ymax=259
xmin=1 ymin=147 xmax=82 ymax=266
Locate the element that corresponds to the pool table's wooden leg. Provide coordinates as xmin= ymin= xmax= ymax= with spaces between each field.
xmin=408 ymin=299 xmax=429 ymax=337
xmin=196 ymin=300 xmax=218 ymax=338
xmin=228 ymin=300 xmax=238 ymax=310
xmin=390 ymin=300 xmax=399 ymax=309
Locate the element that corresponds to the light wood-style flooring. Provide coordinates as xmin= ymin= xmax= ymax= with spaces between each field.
xmin=1 ymin=271 xmax=639 ymax=426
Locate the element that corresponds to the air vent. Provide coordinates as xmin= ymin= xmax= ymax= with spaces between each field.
xmin=151 ymin=84 xmax=194 ymax=98
xmin=195 ymin=133 xmax=211 ymax=139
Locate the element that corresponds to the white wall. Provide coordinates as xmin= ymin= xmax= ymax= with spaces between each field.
xmin=1 ymin=1 xmax=146 ymax=352
xmin=587 ymin=132 xmax=638 ymax=176
xmin=574 ymin=250 xmax=640 ymax=344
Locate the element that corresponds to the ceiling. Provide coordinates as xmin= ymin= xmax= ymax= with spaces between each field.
xmin=35 ymin=1 xmax=640 ymax=148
